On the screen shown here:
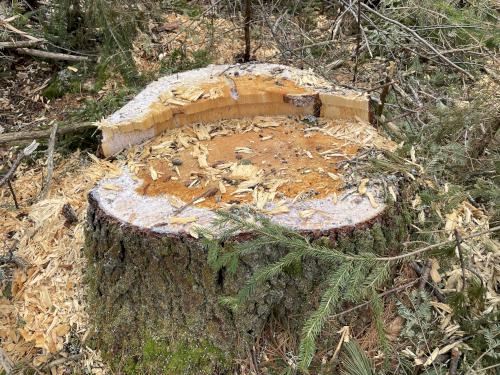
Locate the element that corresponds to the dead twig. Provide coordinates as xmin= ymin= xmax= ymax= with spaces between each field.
xmin=0 ymin=39 xmax=44 ymax=49
xmin=15 ymin=48 xmax=90 ymax=62
xmin=356 ymin=1 xmax=475 ymax=80
xmin=352 ymin=0 xmax=362 ymax=83
xmin=39 ymin=123 xmax=58 ymax=201
xmin=418 ymin=259 xmax=433 ymax=290
xmin=0 ymin=122 xmax=94 ymax=145
xmin=454 ymin=229 xmax=467 ymax=291
xmin=0 ymin=19 xmax=39 ymax=41
xmin=376 ymin=225 xmax=500 ymax=262
xmin=6 ymin=180 xmax=19 ymax=209
xmin=0 ymin=140 xmax=39 ymax=188
xmin=449 ymin=347 xmax=460 ymax=375
xmin=41 ymin=353 xmax=84 ymax=370
xmin=328 ymin=279 xmax=419 ymax=321
xmin=376 ymin=63 xmax=396 ymax=117
xmin=411 ymin=261 xmax=446 ymax=302
xmin=173 ymin=187 xmax=218 ymax=216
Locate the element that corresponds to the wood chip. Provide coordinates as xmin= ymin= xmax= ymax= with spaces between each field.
xmin=149 ymin=166 xmax=159 ymax=181
xmin=264 ymin=205 xmax=290 ymax=215
xmin=230 ymin=164 xmax=260 ymax=180
xmin=327 ymin=172 xmax=340 ymax=181
xmin=218 ymin=181 xmax=226 ymax=194
xmin=169 ymin=216 xmax=198 ymax=225
xmin=102 ymin=184 xmax=122 ymax=191
xmin=366 ymin=191 xmax=379 ymax=208
xmin=358 ymin=178 xmax=369 ymax=195
xmin=235 ymin=147 xmax=253 ymax=154
xmin=299 ymin=209 xmax=315 ymax=219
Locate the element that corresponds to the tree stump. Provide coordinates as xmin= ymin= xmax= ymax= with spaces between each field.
xmin=85 ymin=63 xmax=407 ymax=373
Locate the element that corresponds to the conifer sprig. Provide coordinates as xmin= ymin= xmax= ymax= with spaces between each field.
xmin=204 ymin=211 xmax=499 ymax=371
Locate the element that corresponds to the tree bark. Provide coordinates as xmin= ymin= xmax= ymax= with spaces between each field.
xmin=85 ymin=192 xmax=409 ymax=372
xmin=243 ymin=0 xmax=252 ymax=62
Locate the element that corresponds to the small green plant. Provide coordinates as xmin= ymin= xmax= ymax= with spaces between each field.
xmin=160 ymin=48 xmax=212 ymax=75
xmin=70 ymin=87 xmax=137 ymax=123
xmin=339 ymin=341 xmax=376 ymax=375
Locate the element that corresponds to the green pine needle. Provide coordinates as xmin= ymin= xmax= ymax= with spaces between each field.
xmin=340 ymin=341 xmax=376 ymax=375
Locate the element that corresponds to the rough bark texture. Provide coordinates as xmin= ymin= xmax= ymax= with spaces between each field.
xmin=85 ymin=193 xmax=410 ymax=373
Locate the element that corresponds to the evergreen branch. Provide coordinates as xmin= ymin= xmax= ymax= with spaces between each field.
xmin=222 ymin=249 xmax=305 ymax=309
xmin=299 ymin=263 xmax=353 ymax=370
xmin=344 ymin=262 xmax=369 ymax=302
xmin=376 ymin=225 xmax=500 ymax=261
xmin=361 ymin=262 xmax=391 ymax=295
xmin=209 ymin=212 xmax=499 ymax=370
xmin=215 ymin=212 xmax=500 ymax=264
xmin=371 ymin=290 xmax=389 ymax=354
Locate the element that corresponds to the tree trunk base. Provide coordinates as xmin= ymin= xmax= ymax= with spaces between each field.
xmin=85 ymin=194 xmax=409 ymax=373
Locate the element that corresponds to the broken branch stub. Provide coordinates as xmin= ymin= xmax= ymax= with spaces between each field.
xmin=85 ymin=63 xmax=405 ymax=370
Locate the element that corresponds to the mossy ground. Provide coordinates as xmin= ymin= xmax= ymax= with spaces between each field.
xmin=120 ymin=337 xmax=229 ymax=375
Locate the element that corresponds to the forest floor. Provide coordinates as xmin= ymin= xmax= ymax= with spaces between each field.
xmin=1 ymin=2 xmax=499 ymax=374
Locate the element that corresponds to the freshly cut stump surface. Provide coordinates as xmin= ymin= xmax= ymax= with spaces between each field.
xmin=85 ymin=63 xmax=405 ymax=372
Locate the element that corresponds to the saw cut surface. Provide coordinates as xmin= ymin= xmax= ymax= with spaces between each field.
xmin=91 ymin=115 xmax=396 ymax=235
xmin=95 ymin=63 xmax=372 ymax=156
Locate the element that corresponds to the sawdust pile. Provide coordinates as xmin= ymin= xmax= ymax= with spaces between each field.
xmin=0 ymin=152 xmax=118 ymax=373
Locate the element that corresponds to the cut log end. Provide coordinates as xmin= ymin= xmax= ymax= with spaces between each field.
xmin=91 ymin=113 xmax=393 ymax=237
xmin=90 ymin=172 xmax=387 ymax=237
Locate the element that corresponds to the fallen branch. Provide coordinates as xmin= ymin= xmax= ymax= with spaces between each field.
xmin=356 ymin=1 xmax=475 ymax=80
xmin=0 ymin=140 xmax=39 ymax=187
xmin=15 ymin=48 xmax=90 ymax=62
xmin=38 ymin=123 xmax=58 ymax=201
xmin=0 ymin=122 xmax=95 ymax=145
xmin=0 ymin=39 xmax=44 ymax=49
xmin=328 ymin=279 xmax=419 ymax=321
xmin=0 ymin=19 xmax=39 ymax=41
